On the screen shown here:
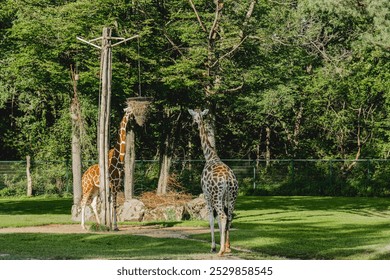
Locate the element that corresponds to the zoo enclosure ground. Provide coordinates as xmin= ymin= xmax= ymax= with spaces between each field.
xmin=1 ymin=195 xmax=390 ymax=260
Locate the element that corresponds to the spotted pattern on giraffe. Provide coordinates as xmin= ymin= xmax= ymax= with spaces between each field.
xmin=80 ymin=107 xmax=133 ymax=230
xmin=188 ymin=109 xmax=239 ymax=257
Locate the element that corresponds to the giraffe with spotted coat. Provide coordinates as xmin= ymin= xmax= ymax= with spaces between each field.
xmin=80 ymin=106 xmax=133 ymax=230
xmin=188 ymin=109 xmax=239 ymax=256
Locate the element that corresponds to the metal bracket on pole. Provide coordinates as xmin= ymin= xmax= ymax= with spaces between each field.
xmin=77 ymin=35 xmax=139 ymax=49
xmin=76 ymin=37 xmax=102 ymax=49
xmin=111 ymin=35 xmax=140 ymax=47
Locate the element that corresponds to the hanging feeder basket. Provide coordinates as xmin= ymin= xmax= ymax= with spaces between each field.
xmin=125 ymin=97 xmax=152 ymax=126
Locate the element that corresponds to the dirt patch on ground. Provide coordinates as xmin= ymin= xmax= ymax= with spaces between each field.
xmin=0 ymin=224 xmax=208 ymax=238
xmin=0 ymin=224 xmax=246 ymax=260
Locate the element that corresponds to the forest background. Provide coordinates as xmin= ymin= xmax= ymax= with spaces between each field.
xmin=1 ymin=0 xmax=390 ymax=197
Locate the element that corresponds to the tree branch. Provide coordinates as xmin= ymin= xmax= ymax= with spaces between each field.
xmin=211 ymin=36 xmax=247 ymax=68
xmin=239 ymin=0 xmax=257 ymax=39
xmin=163 ymin=32 xmax=184 ymax=56
xmin=209 ymin=0 xmax=223 ymax=41
xmin=188 ymin=0 xmax=207 ymax=33
xmin=211 ymin=0 xmax=256 ymax=68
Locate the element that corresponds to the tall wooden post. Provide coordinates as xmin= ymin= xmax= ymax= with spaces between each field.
xmin=26 ymin=155 xmax=32 ymax=197
xmin=98 ymin=27 xmax=113 ymax=228
xmin=124 ymin=128 xmax=135 ymax=200
xmin=77 ymin=29 xmax=139 ymax=230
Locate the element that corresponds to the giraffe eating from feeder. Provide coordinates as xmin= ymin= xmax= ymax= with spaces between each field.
xmin=188 ymin=109 xmax=239 ymax=256
xmin=80 ymin=106 xmax=133 ymax=230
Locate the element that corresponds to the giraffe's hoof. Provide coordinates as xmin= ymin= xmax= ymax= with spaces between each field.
xmin=113 ymin=227 xmax=119 ymax=231
xmin=217 ymin=251 xmax=225 ymax=257
xmin=211 ymin=247 xmax=217 ymax=253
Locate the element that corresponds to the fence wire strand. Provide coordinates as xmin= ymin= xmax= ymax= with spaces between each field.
xmin=1 ymin=159 xmax=390 ymax=197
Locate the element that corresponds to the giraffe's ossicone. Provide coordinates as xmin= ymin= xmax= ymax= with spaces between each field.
xmin=188 ymin=109 xmax=239 ymax=256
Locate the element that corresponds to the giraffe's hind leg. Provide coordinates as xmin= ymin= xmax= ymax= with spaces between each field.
xmin=217 ymin=212 xmax=228 ymax=256
xmin=90 ymin=190 xmax=101 ymax=225
xmin=80 ymin=195 xmax=90 ymax=230
xmin=208 ymin=209 xmax=217 ymax=252
xmin=224 ymin=230 xmax=231 ymax=253
xmin=224 ymin=205 xmax=233 ymax=253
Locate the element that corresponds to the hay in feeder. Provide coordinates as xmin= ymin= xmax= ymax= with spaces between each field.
xmin=125 ymin=97 xmax=152 ymax=126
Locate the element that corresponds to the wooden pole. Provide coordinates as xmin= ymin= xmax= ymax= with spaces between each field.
xmin=124 ymin=128 xmax=135 ymax=200
xmin=77 ymin=29 xmax=139 ymax=230
xmin=98 ymin=27 xmax=112 ymax=229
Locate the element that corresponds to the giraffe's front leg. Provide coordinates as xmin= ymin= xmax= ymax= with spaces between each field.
xmin=111 ymin=192 xmax=119 ymax=231
xmin=81 ymin=204 xmax=86 ymax=230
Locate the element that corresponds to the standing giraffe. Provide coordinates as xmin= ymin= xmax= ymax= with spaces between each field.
xmin=80 ymin=107 xmax=133 ymax=230
xmin=188 ymin=109 xmax=239 ymax=256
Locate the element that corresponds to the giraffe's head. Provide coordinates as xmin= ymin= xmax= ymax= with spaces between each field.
xmin=188 ymin=109 xmax=209 ymax=125
xmin=124 ymin=106 xmax=134 ymax=116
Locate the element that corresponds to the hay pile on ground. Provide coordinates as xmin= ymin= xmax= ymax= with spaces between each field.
xmin=139 ymin=191 xmax=194 ymax=209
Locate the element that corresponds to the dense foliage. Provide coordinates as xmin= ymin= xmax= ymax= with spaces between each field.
xmin=1 ymin=0 xmax=390 ymax=195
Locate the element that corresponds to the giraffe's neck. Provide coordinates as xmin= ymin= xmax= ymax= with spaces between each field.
xmin=198 ymin=120 xmax=220 ymax=162
xmin=113 ymin=113 xmax=131 ymax=163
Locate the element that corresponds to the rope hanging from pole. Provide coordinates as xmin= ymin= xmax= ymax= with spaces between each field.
xmin=137 ymin=36 xmax=142 ymax=97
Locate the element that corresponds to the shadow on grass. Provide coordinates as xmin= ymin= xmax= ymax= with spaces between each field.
xmin=235 ymin=196 xmax=390 ymax=216
xmin=231 ymin=196 xmax=390 ymax=260
xmin=0 ymin=197 xmax=73 ymax=215
xmin=0 ymin=233 xmax=210 ymax=260
xmin=233 ymin=221 xmax=390 ymax=259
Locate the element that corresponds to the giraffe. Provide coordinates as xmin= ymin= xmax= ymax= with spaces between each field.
xmin=188 ymin=109 xmax=239 ymax=256
xmin=80 ymin=107 xmax=133 ymax=230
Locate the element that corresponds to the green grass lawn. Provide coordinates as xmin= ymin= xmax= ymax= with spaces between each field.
xmin=0 ymin=196 xmax=73 ymax=227
xmin=1 ymin=195 xmax=390 ymax=259
xmin=232 ymin=196 xmax=390 ymax=260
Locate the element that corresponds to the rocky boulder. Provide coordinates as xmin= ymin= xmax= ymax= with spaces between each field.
xmin=71 ymin=204 xmax=102 ymax=223
xmin=184 ymin=194 xmax=209 ymax=220
xmin=143 ymin=205 xmax=187 ymax=222
xmin=117 ymin=199 xmax=145 ymax=222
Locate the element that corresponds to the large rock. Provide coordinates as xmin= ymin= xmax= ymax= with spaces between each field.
xmin=117 ymin=199 xmax=145 ymax=222
xmin=71 ymin=204 xmax=102 ymax=222
xmin=184 ymin=194 xmax=209 ymax=220
xmin=143 ymin=205 xmax=187 ymax=222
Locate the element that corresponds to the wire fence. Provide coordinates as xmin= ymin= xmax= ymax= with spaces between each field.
xmin=1 ymin=159 xmax=390 ymax=197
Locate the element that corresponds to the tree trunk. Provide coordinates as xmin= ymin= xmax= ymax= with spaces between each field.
xmin=156 ymin=109 xmax=181 ymax=195
xmin=71 ymin=131 xmax=82 ymax=204
xmin=70 ymin=65 xmax=82 ymax=205
xmin=265 ymin=126 xmax=271 ymax=167
xmin=157 ymin=133 xmax=172 ymax=195
xmin=124 ymin=128 xmax=135 ymax=200
xmin=256 ymin=128 xmax=263 ymax=169
xmin=26 ymin=155 xmax=32 ymax=197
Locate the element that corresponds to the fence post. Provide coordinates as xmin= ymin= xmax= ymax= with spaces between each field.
xmin=328 ymin=159 xmax=333 ymax=194
xmin=253 ymin=161 xmax=256 ymax=189
xmin=26 ymin=155 xmax=32 ymax=197
xmin=290 ymin=159 xmax=295 ymax=183
xmin=367 ymin=159 xmax=371 ymax=190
